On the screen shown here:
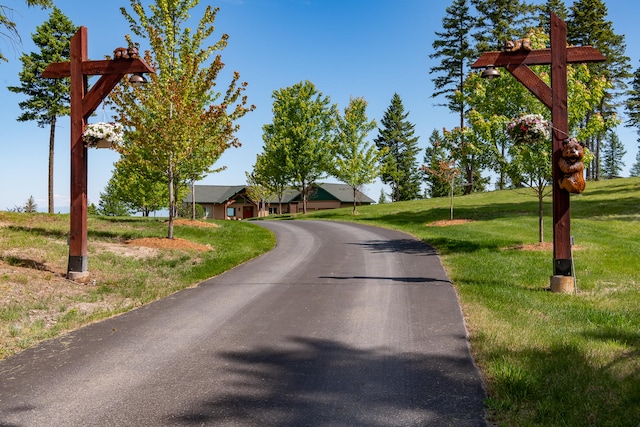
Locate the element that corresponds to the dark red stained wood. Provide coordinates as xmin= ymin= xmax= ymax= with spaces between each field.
xmin=42 ymin=26 xmax=154 ymax=277
xmin=69 ymin=27 xmax=88 ymax=262
xmin=82 ymin=73 xmax=124 ymax=119
xmin=550 ymin=13 xmax=572 ymax=265
xmin=42 ymin=58 xmax=154 ymax=78
xmin=471 ymin=46 xmax=606 ymax=69
xmin=505 ymin=64 xmax=552 ymax=110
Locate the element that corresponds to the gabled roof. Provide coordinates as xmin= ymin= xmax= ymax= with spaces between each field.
xmin=185 ymin=183 xmax=375 ymax=205
xmin=314 ymin=183 xmax=376 ymax=203
xmin=183 ymin=185 xmax=246 ymax=204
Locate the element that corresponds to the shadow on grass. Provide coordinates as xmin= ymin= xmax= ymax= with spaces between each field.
xmin=0 ymin=255 xmax=56 ymax=273
xmin=482 ymin=340 xmax=640 ymax=426
xmin=165 ymin=337 xmax=486 ymax=426
xmin=5 ymin=225 xmax=67 ymax=239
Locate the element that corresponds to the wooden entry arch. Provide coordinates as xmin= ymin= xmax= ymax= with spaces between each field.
xmin=42 ymin=27 xmax=154 ymax=281
xmin=471 ymin=14 xmax=605 ymax=291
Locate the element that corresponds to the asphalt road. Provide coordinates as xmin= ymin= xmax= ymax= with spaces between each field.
xmin=0 ymin=220 xmax=486 ymax=426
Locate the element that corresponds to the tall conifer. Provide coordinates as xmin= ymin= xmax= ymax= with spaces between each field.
xmin=7 ymin=7 xmax=76 ymax=213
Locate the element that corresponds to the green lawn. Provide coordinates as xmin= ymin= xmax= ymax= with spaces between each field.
xmin=2 ymin=178 xmax=638 ymax=426
xmin=300 ymin=177 xmax=640 ymax=427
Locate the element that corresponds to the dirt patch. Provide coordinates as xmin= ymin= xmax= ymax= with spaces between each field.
xmin=507 ymin=242 xmax=553 ymax=251
xmin=505 ymin=242 xmax=582 ymax=251
xmin=426 ymin=219 xmax=474 ymax=227
xmin=172 ymin=219 xmax=218 ymax=228
xmin=127 ymin=237 xmax=212 ymax=252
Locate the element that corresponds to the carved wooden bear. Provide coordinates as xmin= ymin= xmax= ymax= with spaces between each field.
xmin=113 ymin=47 xmax=128 ymax=59
xmin=127 ymin=47 xmax=139 ymax=59
xmin=558 ymin=138 xmax=586 ymax=194
xmin=504 ymin=38 xmax=532 ymax=52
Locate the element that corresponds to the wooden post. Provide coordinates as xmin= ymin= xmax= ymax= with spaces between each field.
xmin=470 ymin=13 xmax=605 ymax=291
xmin=67 ymin=27 xmax=89 ymax=280
xmin=42 ymin=27 xmax=154 ymax=281
xmin=550 ymin=14 xmax=572 ymax=278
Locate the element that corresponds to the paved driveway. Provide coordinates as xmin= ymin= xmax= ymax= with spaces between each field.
xmin=0 ymin=220 xmax=486 ymax=426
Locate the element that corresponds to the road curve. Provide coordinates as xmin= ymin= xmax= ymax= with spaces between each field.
xmin=0 ymin=220 xmax=486 ymax=426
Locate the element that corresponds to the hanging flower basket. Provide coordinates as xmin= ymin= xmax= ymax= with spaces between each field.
xmin=83 ymin=122 xmax=124 ymax=148
xmin=507 ymin=114 xmax=550 ymax=145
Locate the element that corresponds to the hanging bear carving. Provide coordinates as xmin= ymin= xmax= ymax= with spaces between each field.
xmin=558 ymin=138 xmax=586 ymax=194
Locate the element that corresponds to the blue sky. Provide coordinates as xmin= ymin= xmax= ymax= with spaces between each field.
xmin=1 ymin=0 xmax=638 ymax=212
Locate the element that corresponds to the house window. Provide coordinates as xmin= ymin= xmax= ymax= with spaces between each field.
xmin=227 ymin=207 xmax=236 ymax=217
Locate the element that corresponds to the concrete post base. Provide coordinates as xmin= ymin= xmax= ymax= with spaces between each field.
xmin=550 ymin=275 xmax=574 ymax=293
xmin=67 ymin=271 xmax=91 ymax=283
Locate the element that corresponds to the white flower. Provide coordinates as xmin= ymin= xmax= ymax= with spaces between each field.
xmin=83 ymin=122 xmax=124 ymax=147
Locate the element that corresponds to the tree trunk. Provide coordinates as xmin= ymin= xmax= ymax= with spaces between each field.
xmin=48 ymin=115 xmax=56 ymax=214
xmin=352 ymin=186 xmax=357 ymax=215
xmin=538 ymin=187 xmax=544 ymax=243
xmin=449 ymin=175 xmax=455 ymax=221
xmin=191 ymin=180 xmax=196 ymax=220
xmin=167 ymin=166 xmax=175 ymax=239
xmin=302 ymin=180 xmax=308 ymax=214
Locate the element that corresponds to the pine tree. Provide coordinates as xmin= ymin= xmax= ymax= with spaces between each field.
xmin=374 ymin=93 xmax=421 ymax=202
xmin=629 ymin=150 xmax=640 ymax=177
xmin=429 ymin=0 xmax=476 ymax=130
xmin=7 ymin=8 xmax=76 ymax=213
xmin=567 ymin=0 xmax=630 ymax=180
xmin=422 ymin=129 xmax=452 ymax=198
xmin=536 ymin=0 xmax=568 ymax=35
xmin=471 ymin=0 xmax=537 ymax=52
xmin=600 ymin=131 xmax=626 ymax=179
xmin=625 ymin=62 xmax=640 ymax=160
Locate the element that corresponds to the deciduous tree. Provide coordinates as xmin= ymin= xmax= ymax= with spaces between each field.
xmin=110 ymin=0 xmax=253 ymax=238
xmin=332 ymin=97 xmax=381 ymax=214
xmin=262 ymin=80 xmax=336 ymax=214
xmin=7 ymin=7 xmax=76 ymax=213
xmin=0 ymin=0 xmax=52 ymax=62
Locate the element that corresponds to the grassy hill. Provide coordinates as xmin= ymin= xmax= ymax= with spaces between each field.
xmin=1 ymin=177 xmax=638 ymax=425
xmin=302 ymin=177 xmax=640 ymax=426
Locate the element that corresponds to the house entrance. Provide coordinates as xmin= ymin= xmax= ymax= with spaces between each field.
xmin=243 ymin=206 xmax=253 ymax=219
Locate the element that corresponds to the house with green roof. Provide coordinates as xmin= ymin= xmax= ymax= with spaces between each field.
xmin=183 ymin=183 xmax=375 ymax=220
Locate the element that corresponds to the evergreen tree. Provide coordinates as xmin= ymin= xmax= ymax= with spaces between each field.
xmin=422 ymin=129 xmax=452 ymax=198
xmin=7 ymin=8 xmax=77 ymax=213
xmin=625 ymin=62 xmax=640 ymax=168
xmin=98 ymin=177 xmax=132 ymax=217
xmin=629 ymin=150 xmax=640 ymax=177
xmin=374 ymin=93 xmax=421 ymax=202
xmin=600 ymin=131 xmax=626 ymax=179
xmin=536 ymin=0 xmax=568 ymax=35
xmin=23 ymin=196 xmax=37 ymax=213
xmin=471 ymin=0 xmax=537 ymax=52
xmin=378 ymin=188 xmax=388 ymax=204
xmin=429 ymin=0 xmax=476 ymax=130
xmin=567 ymin=0 xmax=631 ymax=180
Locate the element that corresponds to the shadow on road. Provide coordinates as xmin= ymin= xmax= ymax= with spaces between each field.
xmin=349 ymin=238 xmax=438 ymax=256
xmin=166 ymin=337 xmax=486 ymax=426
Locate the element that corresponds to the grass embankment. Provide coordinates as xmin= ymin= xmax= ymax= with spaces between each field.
xmin=302 ymin=177 xmax=640 ymax=427
xmin=0 ymin=215 xmax=275 ymax=359
xmin=1 ymin=178 xmax=638 ymax=426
